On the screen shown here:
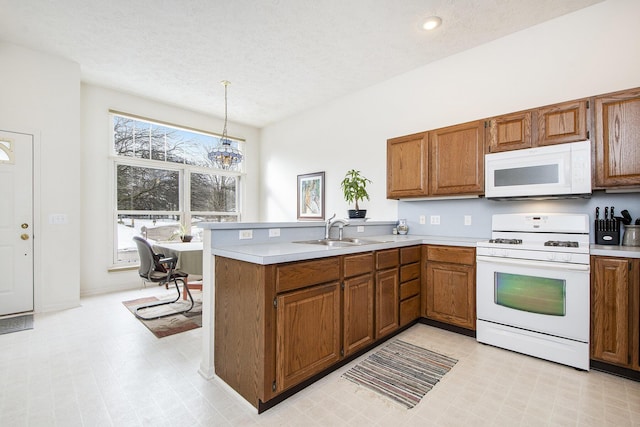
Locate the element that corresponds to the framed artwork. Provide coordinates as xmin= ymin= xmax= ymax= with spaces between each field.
xmin=297 ymin=171 xmax=325 ymax=220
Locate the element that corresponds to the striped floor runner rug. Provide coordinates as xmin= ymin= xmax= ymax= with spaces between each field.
xmin=342 ymin=339 xmax=457 ymax=408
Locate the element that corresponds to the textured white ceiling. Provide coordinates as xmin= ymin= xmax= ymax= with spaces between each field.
xmin=0 ymin=0 xmax=602 ymax=127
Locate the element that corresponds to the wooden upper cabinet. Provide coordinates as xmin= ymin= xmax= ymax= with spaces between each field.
xmin=486 ymin=111 xmax=533 ymax=153
xmin=537 ymin=99 xmax=589 ymax=146
xmin=594 ymin=88 xmax=640 ymax=188
xmin=429 ymin=120 xmax=485 ymax=196
xmin=486 ymin=99 xmax=589 ymax=153
xmin=387 ymin=132 xmax=428 ymax=198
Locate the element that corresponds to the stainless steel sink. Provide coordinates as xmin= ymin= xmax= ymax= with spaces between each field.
xmin=293 ymin=238 xmax=385 ymax=247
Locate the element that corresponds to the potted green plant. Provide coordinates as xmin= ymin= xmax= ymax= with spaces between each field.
xmin=173 ymin=223 xmax=193 ymax=242
xmin=340 ymin=169 xmax=372 ymax=219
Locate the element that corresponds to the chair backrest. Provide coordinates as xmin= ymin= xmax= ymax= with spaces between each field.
xmin=133 ymin=236 xmax=156 ymax=279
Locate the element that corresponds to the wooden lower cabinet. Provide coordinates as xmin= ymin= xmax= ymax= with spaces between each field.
xmin=423 ymin=245 xmax=476 ymax=330
xmin=276 ymin=282 xmax=341 ymax=391
xmin=591 ymin=256 xmax=640 ymax=371
xmin=214 ymin=247 xmax=409 ymax=410
xmin=376 ymin=268 xmax=399 ymax=338
xmin=343 ymin=273 xmax=374 ymax=356
xmin=400 ymin=246 xmax=421 ymax=326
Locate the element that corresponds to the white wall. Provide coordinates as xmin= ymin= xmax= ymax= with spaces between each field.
xmin=259 ymin=0 xmax=640 ymax=226
xmin=80 ymin=84 xmax=260 ymax=295
xmin=0 ymin=42 xmax=81 ymax=312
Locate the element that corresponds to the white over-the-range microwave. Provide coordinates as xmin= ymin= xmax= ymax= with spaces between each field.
xmin=484 ymin=140 xmax=592 ymax=199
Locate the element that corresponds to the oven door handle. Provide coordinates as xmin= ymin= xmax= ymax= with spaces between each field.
xmin=476 ymin=255 xmax=590 ymax=272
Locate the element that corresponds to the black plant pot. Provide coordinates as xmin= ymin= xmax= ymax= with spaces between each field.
xmin=348 ymin=209 xmax=367 ymax=219
xmin=180 ymin=235 xmax=193 ymax=242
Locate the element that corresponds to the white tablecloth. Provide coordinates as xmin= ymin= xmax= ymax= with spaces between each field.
xmin=152 ymin=241 xmax=203 ymax=276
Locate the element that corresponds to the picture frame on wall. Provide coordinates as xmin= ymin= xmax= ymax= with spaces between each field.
xmin=297 ymin=171 xmax=325 ymax=220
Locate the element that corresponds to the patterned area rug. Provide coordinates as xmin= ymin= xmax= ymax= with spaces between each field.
xmin=123 ymin=291 xmax=202 ymax=338
xmin=342 ymin=339 xmax=457 ymax=408
xmin=0 ymin=314 xmax=34 ymax=335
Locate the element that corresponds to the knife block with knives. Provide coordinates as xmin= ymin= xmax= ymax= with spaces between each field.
xmin=595 ymin=206 xmax=620 ymax=245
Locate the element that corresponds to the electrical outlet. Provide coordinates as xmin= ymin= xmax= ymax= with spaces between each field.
xmin=464 ymin=215 xmax=472 ymax=226
xmin=357 ymin=226 xmax=365 ymax=233
xmin=419 ymin=215 xmax=426 ymax=225
xmin=239 ymin=230 xmax=253 ymax=240
xmin=430 ymin=215 xmax=440 ymax=225
xmin=268 ymin=228 xmax=280 ymax=237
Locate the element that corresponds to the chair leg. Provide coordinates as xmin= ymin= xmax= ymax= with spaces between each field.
xmin=134 ymin=278 xmax=194 ymax=320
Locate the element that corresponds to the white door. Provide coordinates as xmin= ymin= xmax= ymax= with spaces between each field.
xmin=0 ymin=130 xmax=34 ymax=315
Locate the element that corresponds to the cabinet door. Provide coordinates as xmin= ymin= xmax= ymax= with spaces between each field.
xmin=387 ymin=132 xmax=429 ymax=198
xmin=425 ymin=261 xmax=475 ymax=330
xmin=276 ymin=282 xmax=341 ymax=392
xmin=343 ymin=274 xmax=375 ymax=356
xmin=400 ymin=295 xmax=420 ymax=327
xmin=594 ymin=88 xmax=640 ymax=188
xmin=486 ymin=111 xmax=532 ymax=153
xmin=536 ymin=99 xmax=589 ymax=146
xmin=591 ymin=257 xmax=631 ymax=367
xmin=429 ymin=120 xmax=485 ymax=196
xmin=375 ymin=268 xmax=399 ymax=338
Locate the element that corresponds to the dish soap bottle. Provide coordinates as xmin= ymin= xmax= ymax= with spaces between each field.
xmin=397 ymin=219 xmax=409 ymax=235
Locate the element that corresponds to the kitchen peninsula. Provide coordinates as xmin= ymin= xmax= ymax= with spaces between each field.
xmin=198 ymin=220 xmax=480 ymax=411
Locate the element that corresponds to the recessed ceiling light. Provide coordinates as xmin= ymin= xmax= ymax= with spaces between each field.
xmin=423 ymin=16 xmax=442 ymax=31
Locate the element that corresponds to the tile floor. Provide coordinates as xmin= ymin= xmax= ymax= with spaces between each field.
xmin=1 ymin=286 xmax=639 ymax=426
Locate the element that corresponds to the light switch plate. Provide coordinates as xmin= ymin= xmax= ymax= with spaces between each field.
xmin=49 ymin=213 xmax=68 ymax=224
xmin=357 ymin=226 xmax=364 ymax=233
xmin=464 ymin=215 xmax=472 ymax=226
xmin=419 ymin=215 xmax=426 ymax=225
xmin=430 ymin=215 xmax=440 ymax=225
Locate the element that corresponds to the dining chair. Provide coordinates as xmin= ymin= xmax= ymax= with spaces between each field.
xmin=132 ymin=236 xmax=194 ymax=320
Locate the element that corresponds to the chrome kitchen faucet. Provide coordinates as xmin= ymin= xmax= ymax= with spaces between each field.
xmin=325 ymin=213 xmax=349 ymax=240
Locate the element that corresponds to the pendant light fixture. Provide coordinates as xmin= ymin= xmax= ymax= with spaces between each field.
xmin=208 ymin=80 xmax=243 ymax=169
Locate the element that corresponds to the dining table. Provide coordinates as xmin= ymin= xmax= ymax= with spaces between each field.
xmin=152 ymin=241 xmax=203 ymax=298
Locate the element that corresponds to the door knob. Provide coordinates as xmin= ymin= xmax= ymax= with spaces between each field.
xmin=21 ymin=223 xmax=29 ymax=229
xmin=20 ymin=234 xmax=29 ymax=240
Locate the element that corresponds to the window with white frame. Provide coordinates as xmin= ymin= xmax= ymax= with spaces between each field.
xmin=112 ymin=112 xmax=243 ymax=265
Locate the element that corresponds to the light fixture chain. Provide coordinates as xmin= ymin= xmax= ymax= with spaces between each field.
xmin=221 ymin=80 xmax=230 ymax=142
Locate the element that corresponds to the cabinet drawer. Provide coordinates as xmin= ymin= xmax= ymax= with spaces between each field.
xmin=343 ymin=252 xmax=374 ymax=278
xmin=276 ymin=257 xmax=340 ymax=293
xmin=400 ymin=263 xmax=420 ymax=283
xmin=400 ymin=295 xmax=420 ymax=326
xmin=400 ymin=246 xmax=421 ymax=264
xmin=376 ymin=248 xmax=399 ymax=270
xmin=400 ymin=278 xmax=420 ymax=300
xmin=426 ymin=245 xmax=475 ymax=265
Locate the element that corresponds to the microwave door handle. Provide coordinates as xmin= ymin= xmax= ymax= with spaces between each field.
xmin=476 ymin=255 xmax=590 ymax=272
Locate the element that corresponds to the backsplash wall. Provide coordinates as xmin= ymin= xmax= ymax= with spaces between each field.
xmin=397 ymin=192 xmax=640 ymax=241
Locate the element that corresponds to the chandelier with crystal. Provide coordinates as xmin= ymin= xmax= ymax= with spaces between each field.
xmin=208 ymin=80 xmax=243 ymax=169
